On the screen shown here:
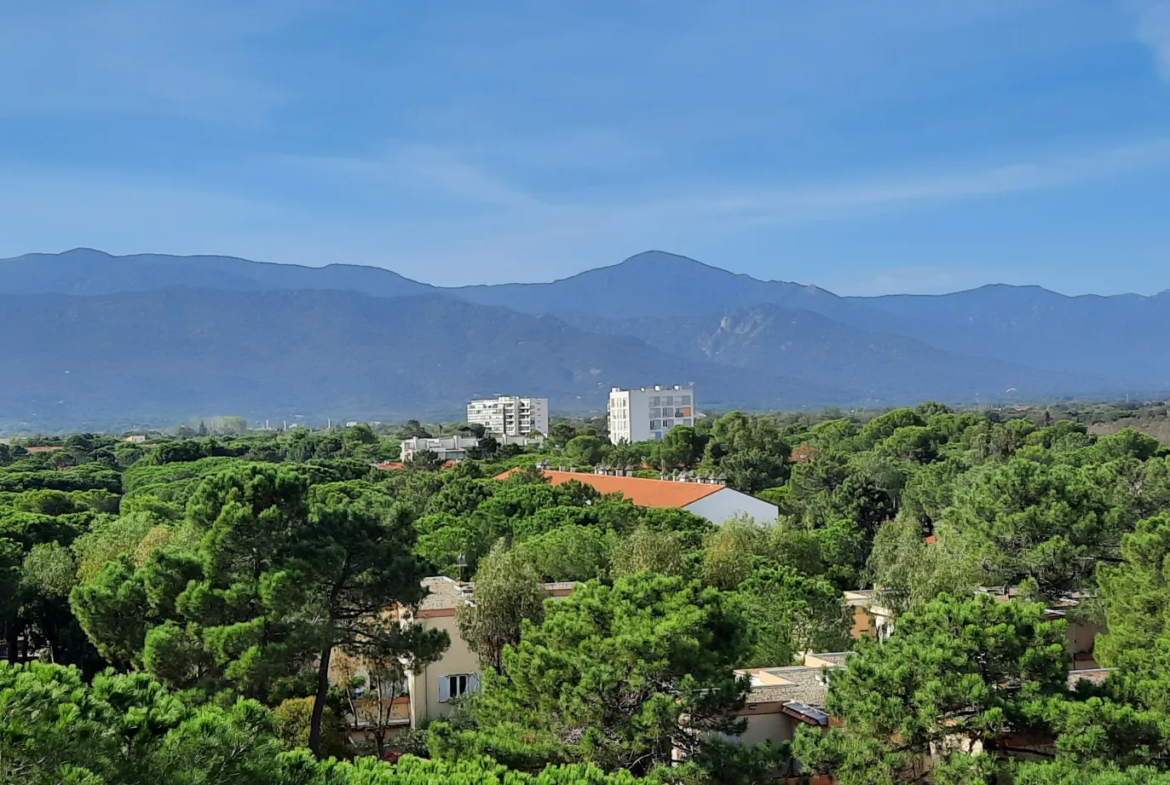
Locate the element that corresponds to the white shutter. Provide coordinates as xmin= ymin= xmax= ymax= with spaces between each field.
xmin=438 ymin=675 xmax=451 ymax=703
xmin=468 ymin=674 xmax=481 ymax=695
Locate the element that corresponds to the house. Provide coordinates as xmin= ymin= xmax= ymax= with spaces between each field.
xmin=398 ymin=576 xmax=576 ymax=728
xmin=733 ymin=661 xmax=835 ymax=746
xmin=843 ymin=589 xmax=895 ymax=640
xmin=676 ymin=652 xmax=846 ymax=780
xmin=329 ymin=650 xmax=412 ymax=746
xmin=1042 ymin=596 xmax=1105 ymax=671
xmin=493 ymin=468 xmax=779 ymax=525
xmin=845 ymin=588 xmax=1106 ymax=670
xmin=712 ymin=653 xmax=1110 ymax=777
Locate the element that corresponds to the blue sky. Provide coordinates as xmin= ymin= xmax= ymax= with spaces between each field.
xmin=2 ymin=0 xmax=1170 ymax=295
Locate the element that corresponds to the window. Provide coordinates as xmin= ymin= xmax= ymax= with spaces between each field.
xmin=654 ymin=432 xmax=663 ymax=440
xmin=438 ymin=673 xmax=479 ymax=703
xmin=663 ymin=396 xmax=674 ymax=406
xmin=649 ymin=396 xmax=661 ymax=406
xmin=663 ymin=419 xmax=674 ymax=429
xmin=680 ymin=395 xmax=691 ymax=405
xmin=683 ymin=418 xmax=692 ymax=426
xmin=650 ymin=420 xmax=661 ymax=430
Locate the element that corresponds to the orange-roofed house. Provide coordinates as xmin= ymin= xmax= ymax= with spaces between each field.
xmin=494 ymin=468 xmax=778 ymax=525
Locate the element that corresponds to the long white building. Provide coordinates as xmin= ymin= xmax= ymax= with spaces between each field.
xmin=607 ymin=385 xmax=695 ymax=444
xmin=467 ymin=396 xmax=549 ymax=437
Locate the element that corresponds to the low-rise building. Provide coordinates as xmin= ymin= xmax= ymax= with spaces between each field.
xmin=493 ymin=468 xmax=778 ymax=525
xmin=845 ymin=588 xmax=1106 ymax=670
xmin=467 ymin=396 xmax=549 ymax=437
xmin=399 ymin=436 xmax=480 ymax=463
xmin=676 ymin=652 xmax=846 ymax=780
xmin=398 ymin=576 xmax=577 ymax=728
xmin=400 ymin=434 xmax=544 ymax=463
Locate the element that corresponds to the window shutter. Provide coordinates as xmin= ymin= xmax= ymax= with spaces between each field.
xmin=468 ymin=674 xmax=480 ymax=695
xmin=438 ymin=676 xmax=450 ymax=703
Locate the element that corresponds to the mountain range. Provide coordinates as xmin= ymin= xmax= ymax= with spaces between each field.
xmin=0 ymin=248 xmax=1162 ymax=431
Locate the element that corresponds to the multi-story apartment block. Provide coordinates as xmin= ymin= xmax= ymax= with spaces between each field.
xmin=607 ymin=385 xmax=695 ymax=444
xmin=467 ymin=396 xmax=549 ymax=437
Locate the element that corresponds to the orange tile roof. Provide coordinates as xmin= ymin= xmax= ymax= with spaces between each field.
xmin=494 ymin=469 xmax=724 ymax=508
xmin=375 ymin=460 xmax=457 ymax=470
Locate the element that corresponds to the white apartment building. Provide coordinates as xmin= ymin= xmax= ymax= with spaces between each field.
xmin=467 ymin=396 xmax=549 ymax=437
xmin=607 ymin=385 xmax=695 ymax=444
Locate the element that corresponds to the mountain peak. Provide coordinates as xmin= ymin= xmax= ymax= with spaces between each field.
xmin=618 ymin=250 xmax=728 ymax=272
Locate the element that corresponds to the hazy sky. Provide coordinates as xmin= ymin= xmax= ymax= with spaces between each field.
xmin=2 ymin=0 xmax=1170 ymax=295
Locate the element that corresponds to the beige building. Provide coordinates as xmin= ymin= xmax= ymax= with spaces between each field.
xmin=845 ymin=588 xmax=1106 ymax=670
xmin=400 ymin=576 xmax=576 ymax=728
xmin=732 ymin=657 xmax=840 ymax=747
xmin=844 ymin=589 xmax=895 ymax=640
xmin=676 ymin=652 xmax=845 ymax=781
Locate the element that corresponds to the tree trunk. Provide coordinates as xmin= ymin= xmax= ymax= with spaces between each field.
xmin=373 ymin=728 xmax=386 ymax=758
xmin=308 ymin=641 xmax=334 ymax=757
xmin=6 ymin=622 xmax=22 ymax=664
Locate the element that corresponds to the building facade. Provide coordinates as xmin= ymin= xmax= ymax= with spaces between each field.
xmin=399 ymin=436 xmax=480 ymax=463
xmin=400 ymin=577 xmax=576 ymax=728
xmin=467 ymin=396 xmax=549 ymax=437
xmin=607 ymin=385 xmax=695 ymax=444
xmin=399 ymin=434 xmax=543 ymax=463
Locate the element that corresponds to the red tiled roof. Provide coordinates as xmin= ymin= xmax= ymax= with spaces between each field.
xmin=494 ymin=469 xmax=724 ymax=508
xmin=25 ymin=446 xmax=65 ymax=453
xmin=376 ymin=460 xmax=458 ymax=471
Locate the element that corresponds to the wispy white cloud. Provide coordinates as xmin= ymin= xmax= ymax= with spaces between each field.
xmin=1134 ymin=0 xmax=1170 ymax=82
xmin=6 ymin=130 xmax=1170 ymax=288
xmin=287 ymin=135 xmax=1170 ymax=227
xmin=252 ymin=134 xmax=1170 ymax=283
xmin=0 ymin=0 xmax=316 ymax=122
xmin=305 ymin=144 xmax=549 ymax=211
xmin=829 ymin=266 xmax=1005 ymax=297
xmin=712 ymin=137 xmax=1170 ymax=222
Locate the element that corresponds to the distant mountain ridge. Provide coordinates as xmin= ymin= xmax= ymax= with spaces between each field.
xmin=0 ymin=248 xmax=437 ymax=299
xmin=0 ymin=287 xmax=833 ymax=430
xmin=0 ymin=248 xmax=1163 ymax=429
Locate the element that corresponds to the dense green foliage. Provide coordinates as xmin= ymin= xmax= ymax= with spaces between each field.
xmin=436 ymin=574 xmax=757 ymax=776
xmin=5 ymin=401 xmax=1170 ymax=784
xmin=796 ymin=594 xmax=1069 ymax=784
xmin=0 ymin=661 xmax=650 ymax=785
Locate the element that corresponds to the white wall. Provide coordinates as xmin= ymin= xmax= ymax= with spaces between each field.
xmin=608 ymin=386 xmax=696 ymax=444
xmin=683 ymin=488 xmax=778 ymax=525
